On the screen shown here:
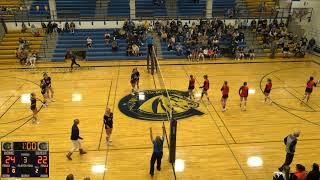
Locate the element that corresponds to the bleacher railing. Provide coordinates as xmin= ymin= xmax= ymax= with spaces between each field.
xmin=0 ymin=7 xmax=296 ymax=23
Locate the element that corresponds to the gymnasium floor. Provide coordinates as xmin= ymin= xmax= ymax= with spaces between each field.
xmin=0 ymin=57 xmax=320 ymax=180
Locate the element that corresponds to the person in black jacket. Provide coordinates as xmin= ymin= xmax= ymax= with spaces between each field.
xmin=66 ymin=119 xmax=86 ymax=160
xmin=307 ymin=163 xmax=320 ymax=180
xmin=278 ymin=131 xmax=300 ymax=171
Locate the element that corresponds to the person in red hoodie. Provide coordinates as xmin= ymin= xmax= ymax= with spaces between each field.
xmin=239 ymin=82 xmax=249 ymax=111
xmin=294 ymin=164 xmax=307 ymax=180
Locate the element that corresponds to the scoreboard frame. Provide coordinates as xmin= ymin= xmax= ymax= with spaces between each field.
xmin=1 ymin=142 xmax=49 ymax=178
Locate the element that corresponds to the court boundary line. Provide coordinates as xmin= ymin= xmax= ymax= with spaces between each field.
xmin=0 ymin=59 xmax=312 ymax=71
xmin=102 ymin=63 xmax=120 ymax=180
xmin=98 ymin=81 xmax=113 ymax=150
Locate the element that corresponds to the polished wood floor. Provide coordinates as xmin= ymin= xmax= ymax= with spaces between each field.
xmin=0 ymin=57 xmax=320 ymax=180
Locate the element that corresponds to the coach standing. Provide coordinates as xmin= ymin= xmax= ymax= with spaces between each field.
xmin=278 ymin=131 xmax=300 ymax=171
xmin=66 ymin=119 xmax=87 ymax=160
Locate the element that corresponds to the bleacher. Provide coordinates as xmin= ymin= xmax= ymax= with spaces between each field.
xmin=107 ymin=0 xmax=130 ymax=17
xmin=135 ymin=0 xmax=167 ymax=17
xmin=212 ymin=0 xmax=235 ymax=17
xmin=52 ymin=29 xmax=147 ymax=62
xmin=246 ymin=0 xmax=276 ymax=17
xmin=0 ymin=30 xmax=44 ymax=62
xmin=177 ymin=0 xmax=206 ymax=17
xmin=56 ymin=0 xmax=96 ymax=18
xmin=28 ymin=0 xmax=50 ymax=18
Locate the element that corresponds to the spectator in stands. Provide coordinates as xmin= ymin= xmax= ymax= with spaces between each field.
xmin=283 ymin=44 xmax=290 ymax=58
xmin=66 ymin=174 xmax=74 ymax=180
xmin=111 ymin=38 xmax=118 ymax=52
xmin=86 ymin=36 xmax=93 ymax=48
xmin=31 ymin=24 xmax=40 ymax=37
xmin=248 ymin=48 xmax=255 ymax=60
xmin=21 ymin=22 xmax=27 ymax=33
xmin=70 ymin=22 xmax=75 ymax=34
xmin=176 ymin=43 xmax=183 ymax=56
xmin=52 ymin=22 xmax=58 ymax=33
xmin=132 ymin=43 xmax=140 ymax=56
xmin=47 ymin=21 xmax=53 ymax=34
xmin=41 ymin=22 xmax=47 ymax=33
xmin=57 ymin=23 xmax=63 ymax=33
xmin=294 ymin=164 xmax=307 ymax=180
xmin=64 ymin=22 xmax=70 ymax=33
xmin=307 ymin=163 xmax=320 ymax=180
xmin=104 ymin=32 xmax=111 ymax=45
xmin=198 ymin=48 xmax=205 ymax=61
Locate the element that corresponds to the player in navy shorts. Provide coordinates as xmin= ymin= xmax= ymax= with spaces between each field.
xmin=43 ymin=72 xmax=55 ymax=101
xmin=40 ymin=79 xmax=49 ymax=107
xmin=130 ymin=68 xmax=140 ymax=94
xmin=30 ymin=92 xmax=43 ymax=124
xmin=103 ymin=107 xmax=113 ymax=145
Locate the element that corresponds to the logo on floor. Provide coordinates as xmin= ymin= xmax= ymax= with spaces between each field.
xmin=118 ymin=90 xmax=204 ymax=121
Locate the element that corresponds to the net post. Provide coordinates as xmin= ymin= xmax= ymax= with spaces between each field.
xmin=169 ymin=117 xmax=177 ymax=164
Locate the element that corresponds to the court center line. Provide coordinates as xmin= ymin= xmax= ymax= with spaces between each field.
xmin=181 ymin=66 xmax=248 ymax=179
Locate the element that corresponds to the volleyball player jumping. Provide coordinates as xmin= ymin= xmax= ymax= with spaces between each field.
xmin=264 ymin=78 xmax=272 ymax=104
xmin=301 ymin=76 xmax=319 ymax=103
xmin=130 ymin=68 xmax=140 ymax=94
xmin=43 ymin=72 xmax=55 ymax=101
xmin=199 ymin=75 xmax=210 ymax=102
xmin=221 ymin=81 xmax=229 ymax=112
xmin=239 ymin=82 xmax=249 ymax=111
xmin=30 ymin=92 xmax=43 ymax=124
xmin=188 ymin=75 xmax=195 ymax=100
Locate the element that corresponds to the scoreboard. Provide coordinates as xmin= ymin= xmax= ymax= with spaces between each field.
xmin=1 ymin=142 xmax=49 ymax=178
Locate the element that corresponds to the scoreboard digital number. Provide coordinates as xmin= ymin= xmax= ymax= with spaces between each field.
xmin=1 ymin=142 xmax=49 ymax=178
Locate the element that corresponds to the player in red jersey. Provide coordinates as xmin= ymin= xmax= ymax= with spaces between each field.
xmin=199 ymin=75 xmax=210 ymax=102
xmin=239 ymin=82 xmax=249 ymax=111
xmin=302 ymin=76 xmax=319 ymax=103
xmin=188 ymin=75 xmax=195 ymax=100
xmin=264 ymin=78 xmax=272 ymax=103
xmin=221 ymin=81 xmax=229 ymax=112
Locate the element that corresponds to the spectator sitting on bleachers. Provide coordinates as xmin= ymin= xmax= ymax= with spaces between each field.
xmin=307 ymin=163 xmax=320 ymax=180
xmin=112 ymin=38 xmax=119 ymax=52
xmin=132 ymin=43 xmax=140 ymax=56
xmin=57 ymin=23 xmax=63 ymax=33
xmin=283 ymin=44 xmax=290 ymax=58
xmin=86 ymin=36 xmax=93 ymax=48
xmin=70 ymin=22 xmax=75 ymax=34
xmin=176 ymin=43 xmax=183 ymax=56
xmin=104 ymin=32 xmax=111 ymax=45
xmin=64 ymin=22 xmax=70 ymax=33
xmin=31 ymin=24 xmax=40 ymax=37
xmin=248 ymin=48 xmax=255 ymax=60
xmin=21 ymin=22 xmax=27 ymax=33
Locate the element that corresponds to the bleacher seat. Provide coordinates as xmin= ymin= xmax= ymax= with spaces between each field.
xmin=212 ymin=0 xmax=235 ymax=17
xmin=245 ymin=0 xmax=276 ymax=17
xmin=52 ymin=29 xmax=147 ymax=62
xmin=136 ymin=0 xmax=167 ymax=17
xmin=56 ymin=0 xmax=96 ymax=18
xmin=0 ymin=30 xmax=44 ymax=62
xmin=107 ymin=0 xmax=130 ymax=17
xmin=28 ymin=0 xmax=50 ymax=18
xmin=177 ymin=0 xmax=206 ymax=17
